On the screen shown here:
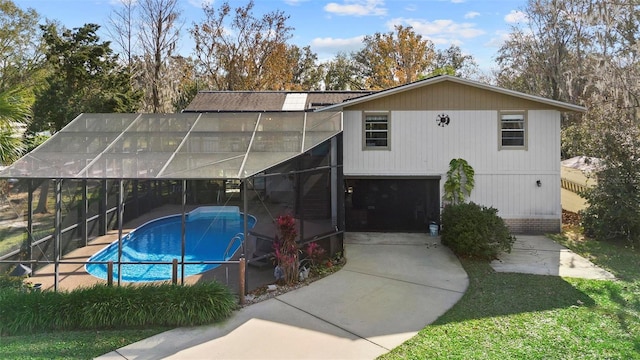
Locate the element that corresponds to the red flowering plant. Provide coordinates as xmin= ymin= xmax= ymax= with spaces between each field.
xmin=304 ymin=242 xmax=326 ymax=268
xmin=273 ymin=214 xmax=299 ymax=285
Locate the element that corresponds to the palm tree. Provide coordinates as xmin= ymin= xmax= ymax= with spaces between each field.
xmin=0 ymin=87 xmax=32 ymax=165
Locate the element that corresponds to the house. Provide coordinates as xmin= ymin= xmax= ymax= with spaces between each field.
xmin=188 ymin=75 xmax=586 ymax=233
xmin=0 ymin=75 xmax=586 ymax=289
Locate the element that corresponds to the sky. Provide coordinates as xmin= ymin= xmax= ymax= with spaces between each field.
xmin=14 ymin=0 xmax=530 ymax=73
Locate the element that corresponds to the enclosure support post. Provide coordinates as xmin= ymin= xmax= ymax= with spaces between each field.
xmin=82 ymin=179 xmax=88 ymax=247
xmin=27 ymin=180 xmax=34 ymax=265
xmin=242 ymin=179 xmax=248 ymax=292
xmin=99 ymin=179 xmax=107 ymax=236
xmin=297 ymin=172 xmax=305 ymax=241
xmin=117 ymin=179 xmax=124 ymax=286
xmin=331 ymin=137 xmax=338 ymax=228
xmin=132 ymin=180 xmax=139 ymax=219
xmin=180 ymin=179 xmax=187 ymax=285
xmin=107 ymin=261 xmax=113 ymax=286
xmin=238 ymin=257 xmax=246 ymax=305
xmin=242 ymin=179 xmax=248 ymax=258
xmin=172 ymin=259 xmax=178 ymax=285
xmin=53 ymin=179 xmax=62 ymax=292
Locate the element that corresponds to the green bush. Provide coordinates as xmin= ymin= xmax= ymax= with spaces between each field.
xmin=0 ymin=282 xmax=237 ymax=336
xmin=441 ymin=202 xmax=516 ymax=260
xmin=579 ymin=130 xmax=640 ymax=248
xmin=0 ymin=274 xmax=28 ymax=291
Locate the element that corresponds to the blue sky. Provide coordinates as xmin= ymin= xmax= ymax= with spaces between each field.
xmin=14 ymin=0 xmax=529 ymax=72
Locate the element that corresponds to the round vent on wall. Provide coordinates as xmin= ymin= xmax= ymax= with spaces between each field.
xmin=436 ymin=113 xmax=450 ymax=127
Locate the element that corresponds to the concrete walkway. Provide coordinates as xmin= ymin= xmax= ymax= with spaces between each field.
xmin=97 ymin=232 xmax=469 ymax=360
xmin=491 ymin=235 xmax=616 ymax=280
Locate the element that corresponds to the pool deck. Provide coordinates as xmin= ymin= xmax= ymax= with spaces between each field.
xmin=28 ymin=205 xmax=276 ymax=293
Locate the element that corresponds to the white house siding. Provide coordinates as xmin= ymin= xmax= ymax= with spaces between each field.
xmin=343 ymin=109 xmax=561 ymax=233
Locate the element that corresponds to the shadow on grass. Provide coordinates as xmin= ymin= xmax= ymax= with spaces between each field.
xmin=434 ymin=259 xmax=596 ymax=325
xmin=549 ymin=231 xmax=640 ymax=282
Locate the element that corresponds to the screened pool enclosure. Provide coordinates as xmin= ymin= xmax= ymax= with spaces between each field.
xmin=0 ymin=112 xmax=345 ymax=295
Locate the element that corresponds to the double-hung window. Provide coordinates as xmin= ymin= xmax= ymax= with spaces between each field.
xmin=363 ymin=112 xmax=390 ymax=150
xmin=499 ymin=111 xmax=527 ymax=150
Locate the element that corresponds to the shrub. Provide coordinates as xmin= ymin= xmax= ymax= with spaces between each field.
xmin=580 ymin=129 xmax=640 ymax=248
xmin=0 ymin=281 xmax=237 ymax=336
xmin=443 ymin=158 xmax=475 ymax=205
xmin=273 ymin=214 xmax=299 ymax=285
xmin=0 ymin=274 xmax=28 ymax=291
xmin=441 ymin=202 xmax=516 ymax=260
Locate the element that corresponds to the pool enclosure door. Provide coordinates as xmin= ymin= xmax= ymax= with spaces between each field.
xmin=345 ymin=178 xmax=440 ymax=232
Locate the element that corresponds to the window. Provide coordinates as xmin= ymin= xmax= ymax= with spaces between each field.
xmin=499 ymin=111 xmax=527 ymax=149
xmin=363 ymin=112 xmax=390 ymax=149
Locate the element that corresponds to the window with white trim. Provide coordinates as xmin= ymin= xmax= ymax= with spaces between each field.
xmin=363 ymin=112 xmax=390 ymax=149
xmin=499 ymin=111 xmax=527 ymax=149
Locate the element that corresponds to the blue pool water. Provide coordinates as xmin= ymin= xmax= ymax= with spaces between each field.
xmin=85 ymin=206 xmax=256 ymax=282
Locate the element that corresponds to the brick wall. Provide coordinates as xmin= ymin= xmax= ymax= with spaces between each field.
xmin=504 ymin=218 xmax=561 ymax=234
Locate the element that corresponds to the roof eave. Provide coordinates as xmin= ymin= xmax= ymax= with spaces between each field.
xmin=316 ymin=75 xmax=587 ymax=113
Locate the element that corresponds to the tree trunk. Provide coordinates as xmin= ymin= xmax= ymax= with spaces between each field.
xmin=34 ymin=180 xmax=49 ymax=214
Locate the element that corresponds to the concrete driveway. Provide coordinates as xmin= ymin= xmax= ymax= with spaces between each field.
xmin=491 ymin=235 xmax=615 ymax=280
xmin=98 ymin=232 xmax=469 ymax=360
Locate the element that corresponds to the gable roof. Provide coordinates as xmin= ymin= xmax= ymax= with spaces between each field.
xmin=317 ymin=75 xmax=587 ymax=113
xmin=184 ymin=90 xmax=373 ymax=112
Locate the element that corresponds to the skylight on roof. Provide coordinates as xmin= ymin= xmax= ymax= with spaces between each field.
xmin=282 ymin=93 xmax=308 ymax=111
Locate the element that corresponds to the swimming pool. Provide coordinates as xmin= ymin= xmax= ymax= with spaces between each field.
xmin=85 ymin=206 xmax=257 ymax=282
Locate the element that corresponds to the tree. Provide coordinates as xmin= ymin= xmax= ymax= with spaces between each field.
xmin=137 ymin=0 xmax=182 ymax=113
xmin=495 ymin=0 xmax=590 ymax=103
xmin=106 ymin=0 xmax=137 ymax=70
xmin=322 ymin=52 xmax=364 ymax=90
xmin=31 ymin=23 xmax=140 ymax=133
xmin=0 ymin=1 xmax=44 ymax=164
xmin=0 ymin=0 xmax=44 ymax=92
xmin=432 ymin=45 xmax=479 ymax=78
xmin=353 ymin=25 xmax=435 ymax=89
xmin=191 ymin=0 xmax=297 ymax=91
xmin=495 ymin=0 xmax=640 ymax=159
xmin=581 ymin=118 xmax=640 ymax=248
xmin=170 ymin=55 xmax=198 ymax=112
xmin=287 ymin=45 xmax=323 ymax=91
xmin=0 ymin=87 xmax=32 ymax=164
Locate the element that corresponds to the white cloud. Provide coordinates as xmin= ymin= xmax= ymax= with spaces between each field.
xmin=389 ymin=17 xmax=485 ymax=40
xmin=464 ymin=11 xmax=480 ymax=19
xmin=404 ymin=4 xmax=417 ymax=12
xmin=451 ymin=0 xmax=465 ymax=3
xmin=283 ymin=0 xmax=308 ymax=5
xmin=484 ymin=30 xmax=511 ymax=48
xmin=109 ymin=0 xmax=138 ymax=5
xmin=324 ymin=0 xmax=387 ymax=17
xmin=310 ymin=36 xmax=365 ymax=61
xmin=504 ymin=10 xmax=528 ymax=24
xmin=311 ymin=36 xmax=365 ymax=50
xmin=188 ymin=0 xmax=213 ymax=8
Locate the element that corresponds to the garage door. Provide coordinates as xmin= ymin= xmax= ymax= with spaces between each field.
xmin=345 ymin=178 xmax=440 ymax=232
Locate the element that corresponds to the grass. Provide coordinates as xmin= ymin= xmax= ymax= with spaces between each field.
xmin=380 ymin=230 xmax=640 ymax=360
xmin=0 ymin=281 xmax=237 ymax=359
xmin=0 ymin=328 xmax=169 ymax=360
xmin=1 ymin=282 xmax=237 ymax=336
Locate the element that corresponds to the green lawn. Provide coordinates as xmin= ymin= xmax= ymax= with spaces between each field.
xmin=0 ymin=328 xmax=169 ymax=360
xmin=380 ymin=232 xmax=640 ymax=360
